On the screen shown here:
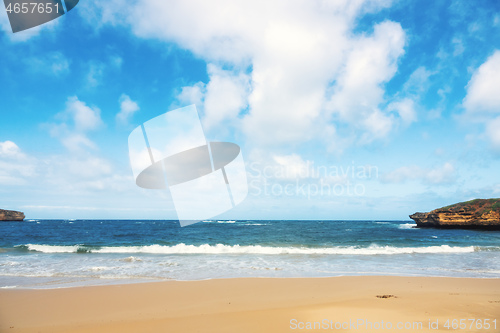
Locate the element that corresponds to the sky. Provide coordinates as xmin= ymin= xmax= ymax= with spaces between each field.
xmin=1 ymin=0 xmax=500 ymax=221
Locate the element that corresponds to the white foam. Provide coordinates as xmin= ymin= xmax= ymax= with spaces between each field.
xmin=25 ymin=244 xmax=82 ymax=253
xmin=20 ymin=243 xmax=479 ymax=255
xmin=0 ymin=261 xmax=20 ymax=266
xmin=250 ymin=266 xmax=282 ymax=270
xmin=88 ymin=266 xmax=113 ymax=272
xmin=119 ymin=256 xmax=143 ymax=262
xmin=398 ymin=223 xmax=417 ymax=229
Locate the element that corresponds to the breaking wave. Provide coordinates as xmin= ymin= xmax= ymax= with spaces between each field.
xmin=17 ymin=243 xmax=483 ymax=255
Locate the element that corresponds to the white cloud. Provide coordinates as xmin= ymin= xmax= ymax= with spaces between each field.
xmin=0 ymin=140 xmax=125 ymax=191
xmin=387 ymin=98 xmax=417 ymax=126
xmin=463 ymin=50 xmax=500 ymax=113
xmin=50 ymin=96 xmax=103 ymax=151
xmin=42 ymin=155 xmax=128 ymax=192
xmin=0 ymin=141 xmax=26 ymax=159
xmin=326 ymin=20 xmax=406 ymax=143
xmin=85 ymin=56 xmax=124 ymax=88
xmin=86 ymin=62 xmax=105 ymax=87
xmin=81 ymin=0 xmax=405 ymax=149
xmin=203 ymin=65 xmax=249 ymax=129
xmin=78 ymin=0 xmax=130 ymax=29
xmin=463 ymin=50 xmax=500 ymax=150
xmin=116 ymin=94 xmax=140 ymax=125
xmin=65 ymin=96 xmax=103 ymax=132
xmin=176 ymin=82 xmax=206 ymax=107
xmin=382 ymin=162 xmax=456 ymax=185
xmin=39 ymin=96 xmax=133 ymax=195
xmin=25 ymin=52 xmax=71 ymax=76
xmin=403 ymin=66 xmax=433 ymax=95
xmin=425 ymin=163 xmax=456 ymax=185
xmin=0 ymin=141 xmax=36 ymax=185
xmin=486 ymin=116 xmax=500 ymax=151
xmin=60 ymin=132 xmax=97 ymax=151
xmin=272 ymin=154 xmax=311 ymax=179
xmin=360 ymin=109 xmax=394 ymax=142
xmin=385 ymin=66 xmax=434 ymax=125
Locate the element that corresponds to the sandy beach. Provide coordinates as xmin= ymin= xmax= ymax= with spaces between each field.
xmin=0 ymin=276 xmax=499 ymax=333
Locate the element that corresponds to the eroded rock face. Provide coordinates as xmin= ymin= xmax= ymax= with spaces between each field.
xmin=410 ymin=199 xmax=500 ymax=230
xmin=0 ymin=209 xmax=25 ymax=221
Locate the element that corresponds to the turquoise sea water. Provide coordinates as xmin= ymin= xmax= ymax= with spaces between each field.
xmin=0 ymin=220 xmax=499 ymax=288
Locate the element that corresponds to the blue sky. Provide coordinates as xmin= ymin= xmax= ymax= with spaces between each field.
xmin=1 ymin=0 xmax=500 ymax=220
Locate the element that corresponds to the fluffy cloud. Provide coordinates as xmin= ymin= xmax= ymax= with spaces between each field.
xmin=39 ymin=97 xmax=133 ymax=195
xmin=203 ymin=65 xmax=250 ymax=130
xmin=381 ymin=162 xmax=456 ymax=185
xmin=42 ymin=155 xmax=131 ymax=193
xmin=0 ymin=139 xmax=127 ymax=193
xmin=82 ymin=0 xmax=405 ymax=148
xmin=463 ymin=50 xmax=500 ymax=150
xmin=0 ymin=141 xmax=36 ymax=185
xmin=0 ymin=141 xmax=25 ymax=159
xmin=387 ymin=98 xmax=417 ymax=126
xmin=65 ymin=96 xmax=103 ymax=132
xmin=328 ymin=21 xmax=405 ymax=119
xmin=463 ymin=50 xmax=500 ymax=114
xmin=50 ymin=96 xmax=103 ymax=151
xmin=272 ymin=154 xmax=311 ymax=179
xmin=176 ymin=82 xmax=206 ymax=107
xmin=116 ymin=94 xmax=140 ymax=125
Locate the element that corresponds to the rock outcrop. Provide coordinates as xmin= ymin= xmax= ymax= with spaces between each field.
xmin=0 ymin=209 xmax=25 ymax=221
xmin=410 ymin=199 xmax=500 ymax=230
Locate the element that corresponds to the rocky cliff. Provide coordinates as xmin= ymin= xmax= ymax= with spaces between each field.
xmin=0 ymin=209 xmax=25 ymax=221
xmin=410 ymin=199 xmax=500 ymax=230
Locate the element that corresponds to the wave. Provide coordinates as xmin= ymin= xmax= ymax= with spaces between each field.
xmin=201 ymin=220 xmax=268 ymax=225
xmin=19 ymin=244 xmax=92 ymax=253
xmin=398 ymin=223 xmax=417 ymax=229
xmin=17 ymin=243 xmax=486 ymax=255
xmin=203 ymin=220 xmax=236 ymax=224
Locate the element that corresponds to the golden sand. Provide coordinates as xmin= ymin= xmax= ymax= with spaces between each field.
xmin=1 ymin=276 xmax=499 ymax=332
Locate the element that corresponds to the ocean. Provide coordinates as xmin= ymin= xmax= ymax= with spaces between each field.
xmin=1 ymin=219 xmax=499 ymax=289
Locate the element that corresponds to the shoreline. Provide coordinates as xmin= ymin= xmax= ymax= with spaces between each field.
xmin=1 ymin=272 xmax=500 ymax=290
xmin=1 ymin=276 xmax=499 ymax=333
